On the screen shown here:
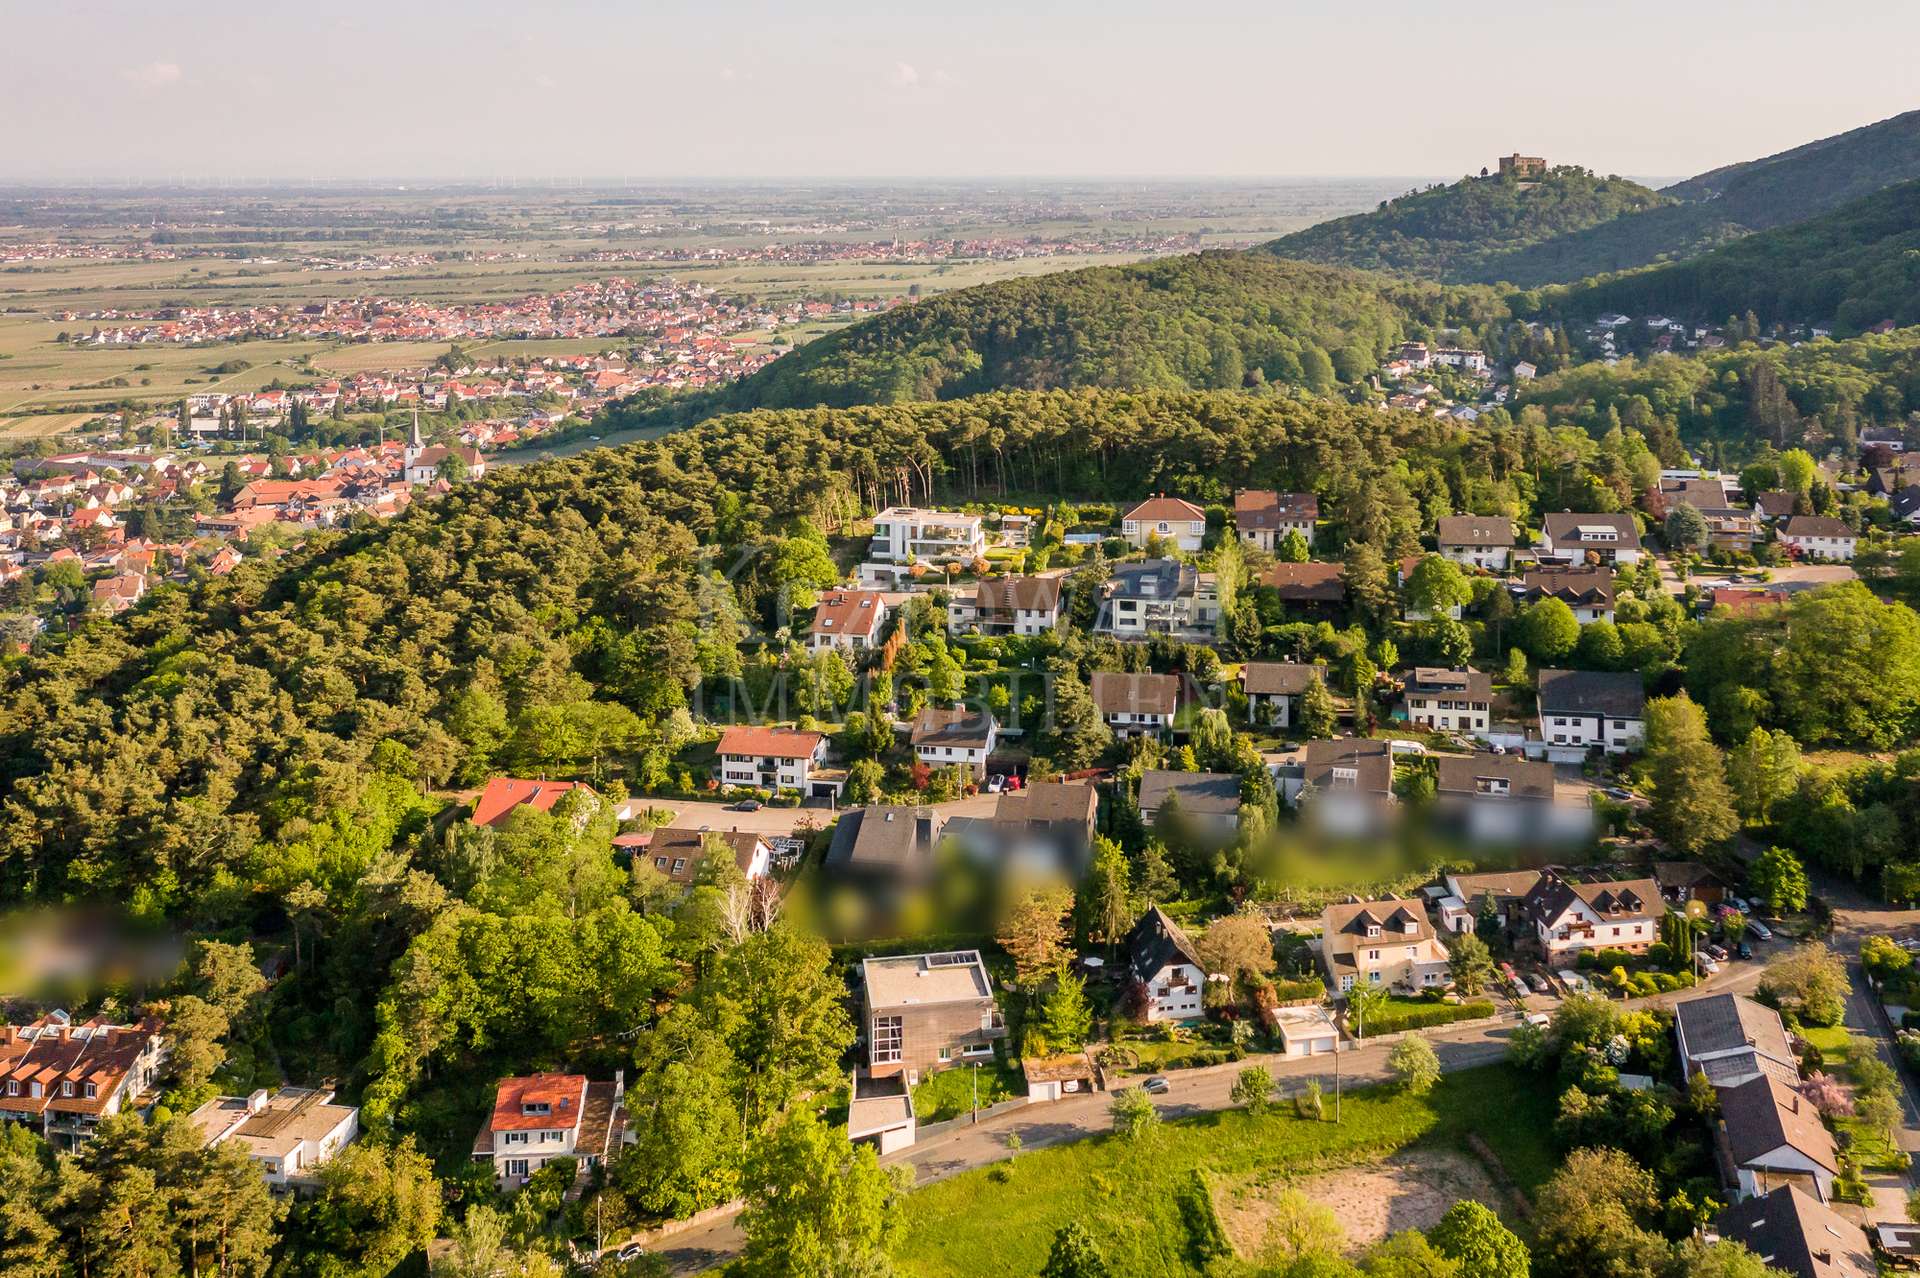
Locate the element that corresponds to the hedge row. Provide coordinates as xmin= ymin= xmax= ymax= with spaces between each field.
xmin=1355 ymin=999 xmax=1498 ymax=1039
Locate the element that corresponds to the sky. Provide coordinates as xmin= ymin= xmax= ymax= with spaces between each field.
xmin=3 ymin=0 xmax=1918 ymax=183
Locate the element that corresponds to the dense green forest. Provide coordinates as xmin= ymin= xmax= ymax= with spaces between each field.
xmin=605 ymin=253 xmax=1510 ymax=431
xmin=1543 ymin=177 xmax=1920 ymax=330
xmin=1261 ymin=167 xmax=1670 ymax=284
xmin=1516 ymin=325 xmax=1920 ymax=452
xmin=1489 ymin=106 xmax=1920 ymax=286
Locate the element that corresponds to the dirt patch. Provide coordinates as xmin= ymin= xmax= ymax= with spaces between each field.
xmin=1213 ymin=1145 xmax=1502 ymax=1259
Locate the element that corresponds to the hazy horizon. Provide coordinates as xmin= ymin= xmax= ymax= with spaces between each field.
xmin=2 ymin=0 xmax=1915 ymax=183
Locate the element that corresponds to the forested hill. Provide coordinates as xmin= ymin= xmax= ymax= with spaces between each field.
xmin=1259 ymin=167 xmax=1670 ymax=284
xmin=0 ymin=388 xmax=1448 ymax=909
xmin=1542 ymin=177 xmax=1920 ymax=331
xmin=1488 ymin=107 xmax=1920 ymax=286
xmin=612 ymin=253 xmax=1508 ymax=429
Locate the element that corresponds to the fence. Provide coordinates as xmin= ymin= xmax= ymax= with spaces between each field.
xmin=913 ymin=1096 xmax=1031 ymax=1143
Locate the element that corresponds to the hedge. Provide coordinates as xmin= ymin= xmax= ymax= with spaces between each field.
xmin=1354 ymin=999 xmax=1498 ymax=1039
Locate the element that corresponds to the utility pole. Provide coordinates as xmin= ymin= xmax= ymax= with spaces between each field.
xmin=971 ymin=1062 xmax=980 ymax=1124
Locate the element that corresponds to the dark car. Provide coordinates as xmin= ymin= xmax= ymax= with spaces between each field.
xmin=1704 ymin=944 xmax=1729 ymax=962
xmin=1737 ymin=941 xmax=1754 ymax=960
xmin=730 ymin=799 xmax=762 ymax=812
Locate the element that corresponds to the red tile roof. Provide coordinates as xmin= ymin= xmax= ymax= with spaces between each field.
xmin=1123 ymin=497 xmax=1205 ymax=524
xmin=470 ymin=777 xmax=586 ymax=827
xmin=487 ymin=1073 xmax=587 ymax=1132
xmin=716 ymin=727 xmax=824 ymax=760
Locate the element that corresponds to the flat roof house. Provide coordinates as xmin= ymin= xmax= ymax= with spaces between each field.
xmin=861 ymin=950 xmax=1005 ymax=1080
xmin=1536 ymin=668 xmax=1646 ymax=755
xmin=190 ymin=1087 xmax=359 ymax=1190
xmin=1234 ymin=490 xmax=1318 ymax=553
xmin=1121 ymin=496 xmax=1207 ymax=552
xmin=868 ymin=506 xmax=986 ymax=566
xmin=1089 ymin=670 xmax=1182 ymax=737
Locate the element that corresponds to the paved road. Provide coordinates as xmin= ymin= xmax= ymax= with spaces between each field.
xmin=642 ymin=961 xmax=1788 ymax=1274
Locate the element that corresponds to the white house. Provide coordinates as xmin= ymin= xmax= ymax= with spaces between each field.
xmin=1234 ymin=490 xmax=1318 ymax=553
xmin=1520 ymin=872 xmax=1664 ymax=958
xmin=715 ymin=726 xmax=828 ymax=794
xmin=1089 ymin=671 xmax=1181 ymax=737
xmin=1536 ymin=669 xmax=1646 ymax=755
xmin=1435 ymin=514 xmax=1516 ymax=572
xmin=946 ymin=575 xmax=1062 ymax=636
xmin=1097 ymin=559 xmax=1218 ymax=639
xmin=190 ymin=1087 xmax=359 ymax=1190
xmin=473 ymin=1073 xmax=626 ymax=1190
xmin=1120 ymin=496 xmax=1207 ymax=552
xmin=1538 ymin=512 xmax=1644 ymax=566
xmin=1239 ymin=662 xmax=1325 ymax=729
xmin=1401 ymin=667 xmax=1493 ymax=738
xmin=1125 ymin=906 xmax=1208 ymax=1022
xmin=809 ymin=589 xmax=891 ymax=652
xmin=909 ymin=707 xmax=998 ymax=780
xmin=1777 ymin=515 xmax=1857 ymax=562
xmin=868 ymin=507 xmax=986 ymax=565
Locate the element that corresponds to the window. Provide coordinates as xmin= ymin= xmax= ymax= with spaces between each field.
xmin=61 ymin=1081 xmax=72 ymax=1097
xmin=938 ymin=1047 xmax=951 ymax=1062
xmin=506 ymin=1159 xmax=528 ymax=1177
xmin=4 ymin=1081 xmax=14 ymax=1097
xmin=872 ymin=1015 xmax=903 ymax=1065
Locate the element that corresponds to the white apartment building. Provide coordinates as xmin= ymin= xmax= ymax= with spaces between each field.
xmin=1536 ymin=669 xmax=1646 ymax=756
xmin=869 ymin=507 xmax=987 ymax=565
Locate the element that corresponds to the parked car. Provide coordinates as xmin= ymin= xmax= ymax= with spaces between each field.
xmin=986 ymin=773 xmax=1007 ymax=794
xmin=730 ymin=799 xmax=762 ymax=812
xmin=1736 ymin=941 xmax=1754 ymax=960
xmin=1696 ymin=953 xmax=1720 ymax=974
xmin=1143 ymin=1076 xmax=1171 ymax=1095
xmin=1525 ymin=1012 xmax=1551 ymax=1028
xmin=615 ymin=1244 xmax=649 ymax=1262
xmin=1704 ymin=943 xmax=1729 ymax=962
xmin=1726 ymin=897 xmax=1751 ymax=913
xmin=1529 ymin=974 xmax=1551 ymax=994
xmin=1747 ymin=920 xmax=1773 ymax=942
xmin=1603 ymin=786 xmax=1635 ymax=801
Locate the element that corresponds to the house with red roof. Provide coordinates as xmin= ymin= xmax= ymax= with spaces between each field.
xmin=1121 ymin=496 xmax=1207 ymax=552
xmin=469 ymin=777 xmax=593 ymax=828
xmin=471 ymin=1072 xmax=626 ymax=1190
xmin=808 ymin=589 xmax=891 ymax=653
xmin=0 ymin=1012 xmax=169 ymax=1150
xmin=715 ymin=726 xmax=828 ymax=796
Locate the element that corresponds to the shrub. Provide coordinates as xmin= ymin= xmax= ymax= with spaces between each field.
xmin=1356 ymin=998 xmax=1497 ymax=1038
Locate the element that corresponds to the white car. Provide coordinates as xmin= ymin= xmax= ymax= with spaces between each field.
xmin=1696 ymin=953 xmax=1720 ymax=974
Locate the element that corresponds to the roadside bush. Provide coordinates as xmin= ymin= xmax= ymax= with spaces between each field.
xmin=1356 ymin=998 xmax=1497 ymax=1038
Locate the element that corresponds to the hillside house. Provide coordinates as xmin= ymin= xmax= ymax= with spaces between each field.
xmin=715 ymin=726 xmax=828 ymax=795
xmin=946 ymin=575 xmax=1062 ymax=635
xmin=1435 ymin=515 xmax=1516 ymax=571
xmin=1401 ymin=667 xmax=1493 ymax=738
xmin=473 ymin=1073 xmax=626 ymax=1191
xmin=910 ymin=707 xmax=998 ymax=780
xmin=868 ymin=507 xmax=987 ymax=566
xmin=1239 ymin=661 xmax=1326 ymax=729
xmin=1676 ymin=995 xmax=1799 ymax=1089
xmin=1522 ymin=871 xmax=1664 ymax=958
xmin=1121 ymin=496 xmax=1207 ymax=552
xmin=189 ymin=1087 xmax=359 ymax=1190
xmin=1536 ymin=668 xmax=1646 ymax=755
xmin=1519 ymin=566 xmax=1616 ymax=624
xmin=1097 ymin=558 xmax=1218 ymax=639
xmin=1089 ymin=671 xmax=1182 ymax=737
xmin=0 ymin=1013 xmax=169 ymax=1150
xmin=809 ymin=589 xmax=891 ymax=652
xmin=861 ymin=950 xmax=1005 ymax=1079
xmin=1233 ymin=490 xmax=1318 ymax=553
xmin=1538 ymin=513 xmax=1643 ymax=566
xmin=1125 ymin=906 xmax=1208 ymax=1022
xmin=1320 ymin=898 xmax=1450 ymax=996
xmin=1778 ymin=516 xmax=1857 ymax=562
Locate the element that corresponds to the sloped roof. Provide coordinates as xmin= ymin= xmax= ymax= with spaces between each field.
xmin=1537 ymin=668 xmax=1645 ymax=720
xmin=1677 ymin=994 xmax=1795 ymax=1067
xmin=1436 ymin=515 xmax=1514 ymax=547
xmin=1240 ymin=661 xmax=1324 ymax=696
xmin=1126 ymin=905 xmax=1205 ymax=983
xmin=1718 ymin=1075 xmax=1837 ymax=1174
xmin=1262 ymin=561 xmax=1345 ymax=602
xmin=1138 ymin=769 xmax=1243 ymax=816
xmin=1124 ymin=497 xmax=1206 ymax=525
xmin=1234 ymin=490 xmax=1318 ymax=530
xmin=470 ymin=777 xmax=586 ymax=827
xmin=1716 ymin=1185 xmax=1874 ymax=1278
xmin=911 ymin=706 xmax=998 ymax=749
xmin=1089 ymin=671 xmax=1182 ymax=717
xmin=715 ymin=726 xmax=824 ymax=759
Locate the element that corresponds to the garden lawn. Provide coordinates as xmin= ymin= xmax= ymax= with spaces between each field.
xmin=1799 ymin=1025 xmax=1907 ymax=1173
xmin=912 ymin=1060 xmax=1024 ymax=1123
xmin=891 ymin=1063 xmax=1556 ymax=1278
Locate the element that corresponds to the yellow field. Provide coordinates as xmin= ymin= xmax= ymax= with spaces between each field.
xmin=0 ymin=412 xmax=102 ymax=439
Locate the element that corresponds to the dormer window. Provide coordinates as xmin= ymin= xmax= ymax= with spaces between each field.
xmin=84 ymin=1082 xmax=96 ymax=1099
xmin=1365 ymin=925 xmax=1380 ymax=938
xmin=61 ymin=1081 xmax=73 ymax=1097
xmin=522 ymin=1101 xmax=551 ymax=1117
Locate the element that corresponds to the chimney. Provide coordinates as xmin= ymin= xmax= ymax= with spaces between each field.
xmin=613 ymin=1069 xmax=625 ymax=1100
xmin=246 ymin=1088 xmax=270 ymax=1114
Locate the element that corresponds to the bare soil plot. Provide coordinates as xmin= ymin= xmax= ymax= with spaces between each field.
xmin=1213 ymin=1145 xmax=1502 ymax=1258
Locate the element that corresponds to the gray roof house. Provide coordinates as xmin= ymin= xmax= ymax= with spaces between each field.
xmin=1676 ymin=994 xmax=1800 ymax=1089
